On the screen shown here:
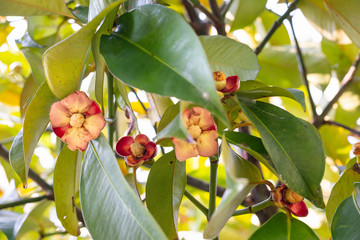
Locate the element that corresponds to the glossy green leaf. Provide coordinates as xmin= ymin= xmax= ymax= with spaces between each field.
xmin=223 ymin=131 xmax=277 ymax=174
xmin=237 ymin=87 xmax=306 ymax=111
xmin=146 ymin=151 xmax=186 ymax=240
xmin=54 ymin=145 xmax=81 ymax=236
xmin=331 ymin=196 xmax=360 ymax=240
xmin=43 ymin=1 xmax=123 ymax=99
xmin=147 ymin=93 xmax=174 ymax=122
xmin=71 ymin=6 xmax=89 ymax=23
xmin=89 ymin=0 xmax=118 ymax=21
xmin=20 ymin=75 xmax=39 ymax=118
xmin=323 ymin=0 xmax=360 ymax=48
xmin=0 ymin=0 xmax=73 ymax=17
xmin=353 ymin=182 xmax=360 ymax=214
xmin=20 ymin=47 xmax=46 ymax=85
xmin=23 ymin=81 xmax=57 ymax=186
xmin=92 ymin=6 xmax=118 ymax=106
xmin=199 ymin=35 xmax=260 ymax=81
xmin=326 ymin=163 xmax=360 ymax=223
xmin=101 ymin=5 xmax=227 ymax=125
xmin=239 ymin=99 xmax=325 ymax=208
xmin=9 ymin=129 xmax=26 ymax=185
xmin=0 ymin=211 xmax=22 ymax=240
xmin=229 ymin=0 xmax=267 ymax=31
xmin=249 ymin=212 xmax=319 ymax=240
xmin=80 ymin=134 xmax=167 ymax=240
xmin=203 ymin=137 xmax=261 ymax=239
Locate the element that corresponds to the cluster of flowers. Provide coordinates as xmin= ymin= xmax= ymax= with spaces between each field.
xmin=49 ymin=72 xmax=314 ymax=217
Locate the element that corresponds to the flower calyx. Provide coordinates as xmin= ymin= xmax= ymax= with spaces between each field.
xmin=171 ymin=107 xmax=218 ymax=161
xmin=49 ymin=91 xmax=106 ymax=151
xmin=213 ymin=71 xmax=240 ymax=94
xmin=271 ymin=184 xmax=308 ymax=217
xmin=116 ymin=134 xmax=157 ymax=167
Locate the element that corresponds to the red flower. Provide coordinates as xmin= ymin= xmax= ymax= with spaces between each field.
xmin=213 ymin=71 xmax=240 ymax=94
xmin=271 ymin=184 xmax=308 ymax=217
xmin=49 ymin=91 xmax=106 ymax=151
xmin=353 ymin=142 xmax=360 ymax=156
xmin=171 ymin=107 xmax=218 ymax=161
xmin=116 ymin=134 xmax=157 ymax=167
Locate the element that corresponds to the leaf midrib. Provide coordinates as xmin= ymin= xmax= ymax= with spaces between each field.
xmin=241 ymin=103 xmax=312 ymax=195
xmin=89 ymin=141 xmax=161 ymax=240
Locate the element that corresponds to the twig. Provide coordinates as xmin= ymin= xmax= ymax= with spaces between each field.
xmin=107 ymin=72 xmax=115 ymax=148
xmin=185 ymin=0 xmax=219 ymax=28
xmin=129 ymin=87 xmax=147 ymax=114
xmin=0 ymin=195 xmax=48 ymax=210
xmin=0 ymin=144 xmax=53 ymax=193
xmin=184 ymin=190 xmax=209 ymax=216
xmin=221 ymin=0 xmax=235 ymax=18
xmin=182 ymin=0 xmax=210 ymax=35
xmin=209 ymin=0 xmax=226 ymax=35
xmin=314 ymin=52 xmax=360 ymax=127
xmin=187 ymin=176 xmax=226 ymax=197
xmin=233 ymin=197 xmax=274 ymax=216
xmin=323 ymin=120 xmax=360 ymax=137
xmin=288 ymin=17 xmax=317 ymax=117
xmin=208 ymin=156 xmax=218 ymax=220
xmin=254 ymin=0 xmax=301 ymax=55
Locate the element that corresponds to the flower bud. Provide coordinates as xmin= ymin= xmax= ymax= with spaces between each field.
xmin=353 ymin=142 xmax=360 ymax=156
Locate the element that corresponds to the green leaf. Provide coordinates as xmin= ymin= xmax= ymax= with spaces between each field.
xmin=23 ymin=81 xmax=57 ymax=186
xmin=20 ymin=75 xmax=39 ymax=118
xmin=9 ymin=129 xmax=26 ymax=185
xmin=239 ymin=99 xmax=325 ymax=208
xmin=331 ymin=196 xmax=360 ymax=240
xmin=326 ymin=163 xmax=360 ymax=224
xmin=238 ymin=80 xmax=268 ymax=91
xmin=92 ymin=6 xmax=118 ymax=106
xmin=20 ymin=47 xmax=46 ymax=85
xmin=203 ymin=137 xmax=261 ymax=239
xmin=71 ymin=6 xmax=89 ymax=23
xmin=43 ymin=1 xmax=123 ymax=99
xmin=249 ymin=212 xmax=319 ymax=240
xmin=353 ymin=182 xmax=360 ymax=214
xmin=0 ymin=0 xmax=73 ymax=17
xmin=0 ymin=211 xmax=22 ymax=240
xmin=54 ymin=145 xmax=81 ymax=236
xmin=80 ymin=134 xmax=167 ymax=240
xmin=199 ymin=36 xmax=260 ymax=81
xmin=323 ymin=0 xmax=360 ymax=48
xmin=229 ymin=0 xmax=267 ymax=31
xmin=237 ymin=87 xmax=306 ymax=111
xmin=146 ymin=151 xmax=186 ymax=240
xmin=101 ymin=5 xmax=228 ymax=125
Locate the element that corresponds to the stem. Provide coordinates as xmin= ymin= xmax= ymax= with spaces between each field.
xmin=107 ymin=72 xmax=115 ymax=147
xmin=232 ymin=197 xmax=274 ymax=216
xmin=221 ymin=0 xmax=234 ymax=18
xmin=323 ymin=120 xmax=360 ymax=137
xmin=187 ymin=175 xmax=226 ymax=197
xmin=208 ymin=157 xmax=218 ymax=220
xmin=314 ymin=52 xmax=360 ymax=127
xmin=209 ymin=0 xmax=226 ymax=35
xmin=255 ymin=0 xmax=300 ymax=55
xmin=288 ymin=17 xmax=317 ymax=118
xmin=0 ymin=195 xmax=48 ymax=210
xmin=184 ymin=190 xmax=209 ymax=216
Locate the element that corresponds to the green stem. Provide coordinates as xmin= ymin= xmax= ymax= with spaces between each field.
xmin=107 ymin=72 xmax=115 ymax=147
xmin=0 ymin=195 xmax=48 ymax=210
xmin=184 ymin=190 xmax=209 ymax=216
xmin=232 ymin=198 xmax=274 ymax=216
xmin=208 ymin=157 xmax=218 ymax=220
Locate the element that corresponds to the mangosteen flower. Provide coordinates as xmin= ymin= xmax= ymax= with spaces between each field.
xmin=49 ymin=91 xmax=106 ymax=151
xmin=171 ymin=107 xmax=218 ymax=161
xmin=271 ymin=184 xmax=308 ymax=217
xmin=116 ymin=134 xmax=157 ymax=167
xmin=213 ymin=71 xmax=240 ymax=94
xmin=353 ymin=142 xmax=360 ymax=156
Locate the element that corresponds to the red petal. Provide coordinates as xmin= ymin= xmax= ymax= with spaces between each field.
xmin=61 ymin=91 xmax=92 ymax=113
xmin=222 ymin=75 xmax=240 ymax=93
xmin=142 ymin=142 xmax=157 ymax=160
xmin=53 ymin=125 xmax=70 ymax=138
xmin=289 ymin=201 xmax=308 ymax=217
xmin=49 ymin=101 xmax=71 ymax=128
xmin=85 ymin=101 xmax=102 ymax=116
xmin=126 ymin=155 xmax=143 ymax=167
xmin=134 ymin=134 xmax=150 ymax=145
xmin=116 ymin=136 xmax=134 ymax=156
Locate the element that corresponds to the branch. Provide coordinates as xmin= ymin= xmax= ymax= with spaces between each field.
xmin=182 ymin=0 xmax=211 ymax=35
xmin=255 ymin=0 xmax=301 ymax=55
xmin=233 ymin=197 xmax=274 ymax=216
xmin=288 ymin=17 xmax=317 ymax=118
xmin=187 ymin=175 xmax=225 ymax=197
xmin=0 ymin=144 xmax=53 ymax=193
xmin=314 ymin=52 xmax=360 ymax=127
xmin=184 ymin=190 xmax=209 ymax=216
xmin=0 ymin=195 xmax=49 ymax=210
xmin=323 ymin=120 xmax=360 ymax=137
